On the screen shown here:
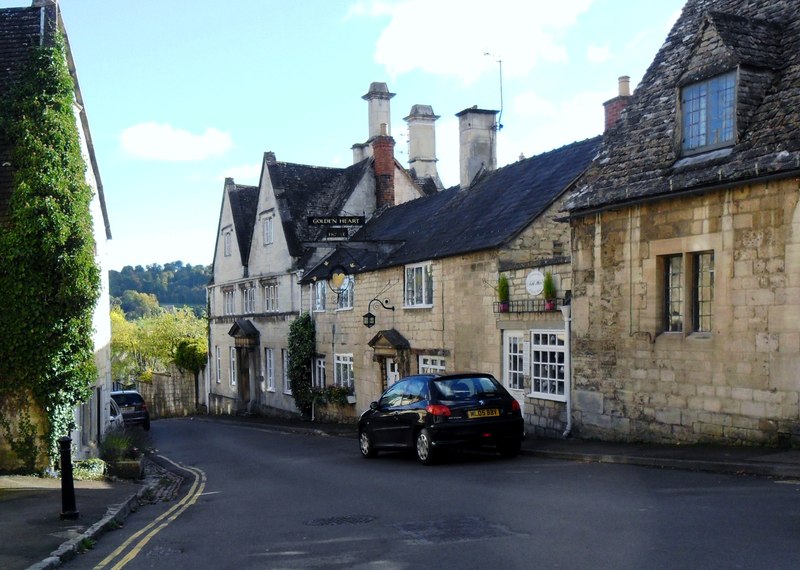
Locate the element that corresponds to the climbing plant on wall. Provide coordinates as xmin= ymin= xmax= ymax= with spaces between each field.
xmin=0 ymin=31 xmax=100 ymax=465
xmin=287 ymin=312 xmax=315 ymax=415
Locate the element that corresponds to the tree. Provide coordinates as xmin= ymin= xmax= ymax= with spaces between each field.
xmin=0 ymin=32 xmax=101 ymax=464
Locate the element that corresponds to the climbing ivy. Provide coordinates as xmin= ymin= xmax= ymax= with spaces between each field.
xmin=287 ymin=313 xmax=315 ymax=415
xmin=0 ymin=32 xmax=100 ymax=465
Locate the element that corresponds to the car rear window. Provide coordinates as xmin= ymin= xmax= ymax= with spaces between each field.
xmin=433 ymin=377 xmax=501 ymax=400
xmin=112 ymin=393 xmax=144 ymax=406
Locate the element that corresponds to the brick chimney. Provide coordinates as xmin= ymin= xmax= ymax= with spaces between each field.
xmin=404 ymin=104 xmax=441 ymax=188
xmin=456 ymin=106 xmax=498 ymax=189
xmin=603 ymin=76 xmax=632 ymax=132
xmin=372 ymin=123 xmax=396 ymax=209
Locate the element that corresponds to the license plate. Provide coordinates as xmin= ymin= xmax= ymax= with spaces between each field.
xmin=121 ymin=406 xmax=134 ymax=413
xmin=467 ymin=409 xmax=499 ymax=419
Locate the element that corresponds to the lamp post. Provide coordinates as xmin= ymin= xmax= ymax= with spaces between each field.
xmin=363 ymin=298 xmax=394 ymax=328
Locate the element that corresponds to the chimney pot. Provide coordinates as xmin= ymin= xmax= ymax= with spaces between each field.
xmin=618 ymin=76 xmax=631 ymax=97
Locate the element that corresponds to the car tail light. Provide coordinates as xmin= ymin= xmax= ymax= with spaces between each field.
xmin=426 ymin=404 xmax=451 ymax=417
xmin=511 ymin=400 xmax=520 ymax=412
xmin=141 ymin=403 xmax=148 ymax=411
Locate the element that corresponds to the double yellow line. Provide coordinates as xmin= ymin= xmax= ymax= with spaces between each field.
xmin=94 ymin=456 xmax=206 ymax=570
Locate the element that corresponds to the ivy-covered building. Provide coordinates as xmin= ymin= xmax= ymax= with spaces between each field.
xmin=0 ymin=0 xmax=112 ymax=470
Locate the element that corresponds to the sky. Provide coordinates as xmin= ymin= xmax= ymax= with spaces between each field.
xmin=1 ymin=0 xmax=687 ymax=271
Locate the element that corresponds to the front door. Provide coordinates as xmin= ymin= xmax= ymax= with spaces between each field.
xmin=503 ymin=330 xmax=526 ymax=408
xmin=386 ymin=358 xmax=400 ymax=387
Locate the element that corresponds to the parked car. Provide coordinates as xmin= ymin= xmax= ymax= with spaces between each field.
xmin=108 ymin=397 xmax=125 ymax=430
xmin=358 ymin=373 xmax=524 ymax=465
xmin=110 ymin=390 xmax=151 ymax=431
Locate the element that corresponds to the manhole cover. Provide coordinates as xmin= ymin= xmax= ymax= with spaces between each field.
xmin=394 ymin=516 xmax=514 ymax=544
xmin=304 ymin=514 xmax=377 ymax=527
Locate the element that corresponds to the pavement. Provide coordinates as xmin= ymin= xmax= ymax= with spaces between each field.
xmin=2 ymin=414 xmax=799 ymax=570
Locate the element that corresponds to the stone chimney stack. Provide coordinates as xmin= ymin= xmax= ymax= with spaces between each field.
xmin=603 ymin=76 xmax=632 ymax=132
xmin=456 ymin=106 xmax=498 ymax=189
xmin=404 ymin=104 xmax=441 ymax=185
xmin=372 ymin=123 xmax=396 ymax=209
xmin=363 ymin=82 xmax=395 ymax=140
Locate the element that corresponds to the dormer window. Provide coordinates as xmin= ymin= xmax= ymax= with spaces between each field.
xmin=681 ymin=71 xmax=736 ymax=154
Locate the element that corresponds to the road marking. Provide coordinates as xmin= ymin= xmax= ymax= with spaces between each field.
xmin=93 ymin=456 xmax=206 ymax=570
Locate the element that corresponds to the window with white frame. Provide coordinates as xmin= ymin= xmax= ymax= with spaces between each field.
xmin=215 ymin=346 xmax=221 ymax=384
xmin=419 ymin=355 xmax=446 ymax=374
xmin=314 ymin=357 xmax=326 ymax=389
xmin=282 ymin=349 xmax=291 ymax=394
xmin=263 ymin=282 xmax=278 ymax=312
xmin=681 ymin=71 xmax=736 ymax=154
xmin=264 ymin=347 xmax=274 ymax=392
xmin=223 ymin=289 xmax=235 ymax=316
xmin=661 ymin=250 xmax=715 ymax=335
xmin=334 ymin=353 xmax=354 ymax=389
xmin=263 ymin=215 xmax=274 ymax=245
xmin=530 ymin=331 xmax=566 ymax=400
xmin=337 ymin=275 xmax=354 ymax=310
xmin=405 ymin=261 xmax=434 ymax=307
xmin=313 ymin=280 xmax=326 ymax=312
xmin=503 ymin=331 xmax=526 ymax=391
xmin=229 ymin=347 xmax=237 ymax=385
xmin=242 ymin=285 xmax=256 ymax=314
xmin=224 ymin=231 xmax=232 ymax=256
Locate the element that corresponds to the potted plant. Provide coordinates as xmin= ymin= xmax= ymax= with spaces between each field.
xmin=497 ymin=274 xmax=510 ymax=312
xmin=543 ymin=271 xmax=556 ymax=311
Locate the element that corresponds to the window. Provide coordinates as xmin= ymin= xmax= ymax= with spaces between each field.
xmin=242 ymin=286 xmax=256 ymax=314
xmin=224 ymin=231 xmax=232 ymax=256
xmin=229 ymin=347 xmax=237 ymax=385
xmin=530 ymin=331 xmax=566 ymax=400
xmin=504 ymin=331 xmax=526 ymax=391
xmin=215 ymin=346 xmax=221 ymax=384
xmin=314 ymin=357 xmax=326 ymax=389
xmin=419 ymin=355 xmax=446 ymax=374
xmin=337 ymin=275 xmax=354 ymax=310
xmin=405 ymin=261 xmax=434 ymax=307
xmin=681 ymin=71 xmax=736 ymax=153
xmin=660 ymin=251 xmax=715 ymax=335
xmin=263 ymin=215 xmax=274 ymax=245
xmin=223 ymin=289 xmax=235 ymax=316
xmin=694 ymin=252 xmax=714 ymax=333
xmin=314 ymin=280 xmax=326 ymax=312
xmin=264 ymin=348 xmax=274 ymax=392
xmin=282 ymin=349 xmax=291 ymax=394
xmin=334 ymin=353 xmax=354 ymax=390
xmin=664 ymin=254 xmax=684 ymax=332
xmin=264 ymin=283 xmax=278 ymax=313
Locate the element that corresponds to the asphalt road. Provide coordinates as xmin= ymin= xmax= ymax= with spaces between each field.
xmin=65 ymin=418 xmax=800 ymax=569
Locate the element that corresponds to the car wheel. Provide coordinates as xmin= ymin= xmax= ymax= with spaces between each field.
xmin=415 ymin=429 xmax=437 ymax=465
xmin=359 ymin=430 xmax=378 ymax=458
xmin=143 ymin=419 xmax=151 ymax=431
xmin=498 ymin=438 xmax=521 ymax=458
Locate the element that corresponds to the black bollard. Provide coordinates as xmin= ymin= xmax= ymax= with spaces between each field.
xmin=58 ymin=436 xmax=80 ymax=520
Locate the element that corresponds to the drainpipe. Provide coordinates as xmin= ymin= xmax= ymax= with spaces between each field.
xmin=560 ymin=304 xmax=573 ymax=438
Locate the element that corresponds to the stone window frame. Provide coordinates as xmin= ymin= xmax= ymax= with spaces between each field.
xmin=313 ymin=356 xmax=326 ymax=389
xmin=229 ymin=347 xmax=237 ymax=386
xmin=262 ymin=213 xmax=274 ymax=246
xmin=282 ymin=349 xmax=292 ymax=395
xmin=419 ymin=355 xmax=446 ymax=374
xmin=261 ymin=280 xmax=279 ymax=313
xmin=313 ymin=280 xmax=327 ymax=312
xmin=223 ymin=230 xmax=232 ymax=257
xmin=215 ymin=346 xmax=221 ymax=384
xmin=241 ymin=283 xmax=256 ymax=314
xmin=264 ymin=347 xmax=275 ymax=392
xmin=336 ymin=275 xmax=354 ymax=311
xmin=678 ymin=70 xmax=737 ymax=155
xmin=404 ymin=261 xmax=434 ymax=308
xmin=334 ymin=353 xmax=354 ymax=390
xmin=222 ymin=287 xmax=235 ymax=316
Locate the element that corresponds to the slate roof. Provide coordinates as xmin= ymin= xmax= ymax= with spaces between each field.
xmin=225 ymin=181 xmax=259 ymax=267
xmin=0 ymin=2 xmax=111 ymax=237
xmin=304 ymin=136 xmax=601 ymax=280
xmin=567 ymin=0 xmax=800 ymax=214
xmin=268 ymin=156 xmax=373 ymax=258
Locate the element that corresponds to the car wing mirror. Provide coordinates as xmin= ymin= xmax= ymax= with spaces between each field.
xmin=370 ymin=401 xmax=379 ymax=411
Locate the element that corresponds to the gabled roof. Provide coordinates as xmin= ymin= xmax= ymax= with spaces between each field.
xmin=268 ymin=156 xmax=373 ymax=258
xmin=0 ymin=2 xmax=111 ymax=238
xmin=568 ymin=0 xmax=800 ymax=214
xmin=304 ymin=136 xmax=601 ymax=279
xmin=226 ymin=181 xmax=259 ymax=267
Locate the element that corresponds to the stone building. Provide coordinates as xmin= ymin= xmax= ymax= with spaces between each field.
xmin=0 ymin=0 xmax=113 ymax=468
xmin=565 ymin=0 xmax=800 ymax=445
xmin=302 ymin=111 xmax=601 ymax=428
xmin=206 ymin=83 xmax=431 ymax=417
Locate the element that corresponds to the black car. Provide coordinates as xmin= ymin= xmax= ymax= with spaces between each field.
xmin=358 ymin=373 xmax=524 ymax=464
xmin=110 ymin=390 xmax=151 ymax=431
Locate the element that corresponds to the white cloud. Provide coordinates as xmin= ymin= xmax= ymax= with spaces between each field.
xmin=220 ymin=163 xmax=262 ymax=184
xmin=587 ymin=43 xmax=611 ymax=64
xmin=120 ymin=122 xmax=233 ymax=161
xmin=351 ymin=0 xmax=594 ymax=84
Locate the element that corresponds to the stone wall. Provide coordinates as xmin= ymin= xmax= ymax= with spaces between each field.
xmin=571 ymin=179 xmax=800 ymax=445
xmin=138 ymin=365 xmax=199 ymax=420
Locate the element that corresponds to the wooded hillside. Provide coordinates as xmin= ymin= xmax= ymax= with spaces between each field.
xmin=110 ymin=261 xmax=209 ymax=313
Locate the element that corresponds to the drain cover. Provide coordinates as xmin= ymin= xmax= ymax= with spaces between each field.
xmin=304 ymin=515 xmax=377 ymax=527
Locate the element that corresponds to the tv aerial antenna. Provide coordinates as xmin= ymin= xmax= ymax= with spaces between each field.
xmin=484 ymin=52 xmax=504 ymax=131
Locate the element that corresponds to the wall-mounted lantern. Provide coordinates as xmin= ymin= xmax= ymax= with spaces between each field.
xmin=363 ymin=297 xmax=394 ymax=328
